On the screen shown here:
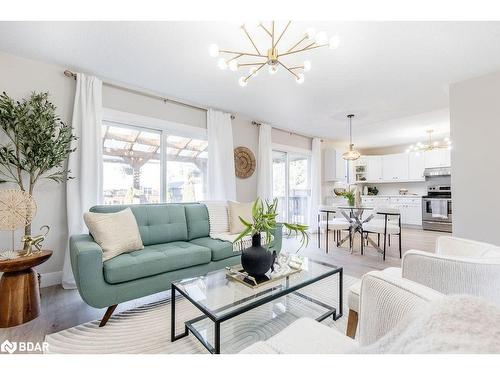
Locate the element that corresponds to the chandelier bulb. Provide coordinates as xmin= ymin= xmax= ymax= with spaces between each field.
xmin=303 ymin=60 xmax=312 ymax=72
xmin=217 ymin=58 xmax=228 ymax=70
xmin=238 ymin=77 xmax=248 ymax=87
xmin=268 ymin=65 xmax=279 ymax=75
xmin=209 ymin=44 xmax=220 ymax=57
xmin=228 ymin=60 xmax=239 ymax=72
xmin=296 ymin=73 xmax=305 ymax=84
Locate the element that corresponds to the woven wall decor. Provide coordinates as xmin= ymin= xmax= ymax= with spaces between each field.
xmin=234 ymin=146 xmax=256 ymax=179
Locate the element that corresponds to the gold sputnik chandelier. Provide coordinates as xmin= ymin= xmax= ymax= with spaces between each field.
xmin=406 ymin=130 xmax=452 ymax=154
xmin=209 ymin=21 xmax=340 ymax=86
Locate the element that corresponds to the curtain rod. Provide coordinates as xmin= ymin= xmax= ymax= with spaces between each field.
xmin=251 ymin=120 xmax=318 ymax=141
xmin=64 ymin=70 xmax=235 ymax=119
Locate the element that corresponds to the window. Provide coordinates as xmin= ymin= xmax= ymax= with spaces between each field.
xmin=272 ymin=149 xmax=311 ymax=224
xmin=101 ymin=120 xmax=207 ymax=205
xmin=165 ymin=135 xmax=207 ymax=203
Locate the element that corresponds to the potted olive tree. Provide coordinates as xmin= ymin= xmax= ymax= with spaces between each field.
xmin=234 ymin=198 xmax=309 ymax=277
xmin=0 ymin=91 xmax=76 ymax=250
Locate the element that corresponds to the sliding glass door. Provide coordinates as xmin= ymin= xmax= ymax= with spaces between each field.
xmin=272 ymin=150 xmax=311 ymax=225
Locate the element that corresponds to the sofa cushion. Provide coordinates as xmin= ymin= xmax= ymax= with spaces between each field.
xmin=103 ymin=241 xmax=211 ymax=284
xmin=184 ymin=203 xmax=210 ymax=240
xmin=190 ymin=237 xmax=239 ymax=261
xmin=90 ymin=204 xmax=188 ymax=245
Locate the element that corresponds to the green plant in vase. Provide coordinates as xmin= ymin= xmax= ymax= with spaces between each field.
xmin=234 ymin=198 xmax=309 ymax=277
xmin=340 ymin=190 xmax=355 ymax=206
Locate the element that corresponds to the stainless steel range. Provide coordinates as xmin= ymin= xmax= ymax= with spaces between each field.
xmin=422 ymin=185 xmax=452 ymax=232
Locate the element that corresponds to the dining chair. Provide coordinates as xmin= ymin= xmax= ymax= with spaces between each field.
xmin=317 ymin=208 xmax=351 ymax=253
xmin=362 ymin=206 xmax=402 ymax=260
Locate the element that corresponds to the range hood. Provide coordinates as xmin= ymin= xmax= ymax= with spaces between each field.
xmin=424 ymin=167 xmax=451 ymax=178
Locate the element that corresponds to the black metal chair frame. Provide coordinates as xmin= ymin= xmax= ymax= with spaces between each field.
xmin=362 ymin=212 xmax=402 ymax=261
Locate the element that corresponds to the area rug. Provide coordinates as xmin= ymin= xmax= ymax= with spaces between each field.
xmin=44 ymin=274 xmax=358 ymax=354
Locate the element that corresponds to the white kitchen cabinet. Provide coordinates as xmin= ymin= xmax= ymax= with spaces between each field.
xmin=365 ymin=156 xmax=383 ymax=182
xmin=361 ymin=196 xmax=422 ymax=226
xmin=408 ymin=152 xmax=425 ymax=181
xmin=382 ymin=154 xmax=409 ymax=181
xmin=424 ymin=149 xmax=451 ymax=168
xmin=323 ymin=148 xmax=348 ymax=182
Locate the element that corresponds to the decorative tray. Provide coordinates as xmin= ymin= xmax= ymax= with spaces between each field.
xmin=226 ymin=255 xmax=306 ymax=289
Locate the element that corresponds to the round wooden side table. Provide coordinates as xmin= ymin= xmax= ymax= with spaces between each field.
xmin=0 ymin=250 xmax=52 ymax=328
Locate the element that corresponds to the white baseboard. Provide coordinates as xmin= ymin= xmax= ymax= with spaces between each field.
xmin=40 ymin=271 xmax=62 ymax=287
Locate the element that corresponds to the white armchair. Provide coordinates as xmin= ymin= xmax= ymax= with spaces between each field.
xmin=240 ymin=271 xmax=443 ymax=354
xmin=346 ymin=235 xmax=500 ymax=338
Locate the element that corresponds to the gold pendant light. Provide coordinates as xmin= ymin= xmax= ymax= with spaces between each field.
xmin=405 ymin=129 xmax=452 ymax=153
xmin=342 ymin=114 xmax=361 ymax=161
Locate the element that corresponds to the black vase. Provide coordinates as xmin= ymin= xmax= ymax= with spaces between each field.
xmin=241 ymin=233 xmax=276 ymax=277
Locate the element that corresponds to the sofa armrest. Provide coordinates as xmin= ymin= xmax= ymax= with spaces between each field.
xmin=358 ymin=270 xmax=443 ymax=346
xmin=436 ymin=236 xmax=500 ymax=258
xmin=402 ymin=249 xmax=500 ymax=304
xmin=69 ymin=234 xmax=106 ymax=306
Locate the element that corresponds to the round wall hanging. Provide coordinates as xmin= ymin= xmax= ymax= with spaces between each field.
xmin=234 ymin=146 xmax=256 ymax=179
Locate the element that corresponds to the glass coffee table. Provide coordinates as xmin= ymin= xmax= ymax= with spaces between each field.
xmin=170 ymin=256 xmax=343 ymax=354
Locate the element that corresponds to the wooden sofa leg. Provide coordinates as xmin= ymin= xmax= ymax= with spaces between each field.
xmin=346 ymin=309 xmax=358 ymax=338
xmin=99 ymin=304 xmax=118 ymax=327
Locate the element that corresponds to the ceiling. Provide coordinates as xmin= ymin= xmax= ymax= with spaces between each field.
xmin=1 ymin=21 xmax=500 ymax=147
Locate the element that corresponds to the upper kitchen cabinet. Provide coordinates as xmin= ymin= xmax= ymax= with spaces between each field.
xmin=408 ymin=152 xmax=425 ymax=180
xmin=323 ymin=148 xmax=348 ymax=182
xmin=424 ymin=149 xmax=451 ymax=168
xmin=382 ymin=153 xmax=409 ymax=181
xmin=365 ymin=156 xmax=383 ymax=182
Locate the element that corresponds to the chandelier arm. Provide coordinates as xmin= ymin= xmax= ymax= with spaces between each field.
xmin=286 ymin=35 xmax=308 ymax=53
xmin=274 ymin=21 xmax=291 ymax=48
xmin=289 ymin=65 xmax=305 ymax=70
xmin=219 ymin=50 xmax=267 ymax=58
xmin=226 ymin=54 xmax=244 ymax=63
xmin=241 ymin=26 xmax=261 ymax=55
xmin=259 ymin=23 xmax=272 ymax=37
xmin=244 ymin=62 xmax=266 ymax=81
xmin=238 ymin=62 xmax=266 ymax=67
xmin=277 ymin=60 xmax=300 ymax=80
xmin=279 ymin=43 xmax=327 ymax=57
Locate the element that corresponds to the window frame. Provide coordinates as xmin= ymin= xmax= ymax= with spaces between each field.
xmin=101 ymin=108 xmax=208 ymax=204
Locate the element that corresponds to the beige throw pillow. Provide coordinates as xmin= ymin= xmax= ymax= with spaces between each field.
xmin=228 ymin=201 xmax=254 ymax=234
xmin=84 ymin=208 xmax=144 ymax=261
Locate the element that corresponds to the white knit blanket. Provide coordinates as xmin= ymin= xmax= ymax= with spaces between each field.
xmin=211 ymin=232 xmax=270 ymax=252
xmin=360 ymin=295 xmax=500 ymax=354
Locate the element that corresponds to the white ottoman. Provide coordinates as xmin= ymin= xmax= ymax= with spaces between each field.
xmin=346 ymin=267 xmax=402 ymax=338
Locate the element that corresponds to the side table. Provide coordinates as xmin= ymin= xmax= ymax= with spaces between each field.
xmin=0 ymin=250 xmax=52 ymax=328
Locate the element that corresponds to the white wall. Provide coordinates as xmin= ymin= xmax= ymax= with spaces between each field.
xmin=0 ymin=50 xmax=313 ymax=282
xmin=450 ymin=70 xmax=500 ymax=245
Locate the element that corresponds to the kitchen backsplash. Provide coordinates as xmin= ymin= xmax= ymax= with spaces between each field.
xmin=363 ymin=181 xmax=427 ymax=196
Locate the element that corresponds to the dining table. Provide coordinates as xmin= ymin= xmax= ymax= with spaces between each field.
xmin=319 ymin=205 xmax=388 ymax=254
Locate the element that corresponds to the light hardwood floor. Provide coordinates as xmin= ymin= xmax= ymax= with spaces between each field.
xmin=0 ymin=227 xmax=443 ymax=345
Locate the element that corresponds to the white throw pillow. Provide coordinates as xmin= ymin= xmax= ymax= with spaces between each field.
xmin=84 ymin=208 xmax=144 ymax=261
xmin=202 ymin=201 xmax=230 ymax=236
xmin=228 ymin=200 xmax=254 ymax=234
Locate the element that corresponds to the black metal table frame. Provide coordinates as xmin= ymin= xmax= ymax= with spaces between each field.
xmin=170 ymin=263 xmax=343 ymax=354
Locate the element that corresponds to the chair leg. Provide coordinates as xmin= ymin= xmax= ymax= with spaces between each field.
xmin=383 ymin=234 xmax=387 ymax=261
xmin=399 ymin=232 xmax=402 ymax=258
xmin=99 ymin=304 xmax=118 ymax=327
xmin=377 ymin=233 xmax=380 ymax=247
xmin=360 ymin=231 xmax=364 ymax=255
xmin=388 ymin=234 xmax=391 ymax=247
xmin=317 ymin=229 xmax=320 ymax=249
xmin=346 ymin=309 xmax=358 ymax=338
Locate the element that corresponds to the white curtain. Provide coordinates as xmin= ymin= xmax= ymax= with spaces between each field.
xmin=257 ymin=123 xmax=273 ymax=201
xmin=207 ymin=109 xmax=237 ymax=201
xmin=62 ymin=74 xmax=103 ymax=289
xmin=308 ymin=138 xmax=322 ymax=231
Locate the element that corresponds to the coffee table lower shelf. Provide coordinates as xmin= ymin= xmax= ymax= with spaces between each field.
xmin=170 ymin=267 xmax=343 ymax=354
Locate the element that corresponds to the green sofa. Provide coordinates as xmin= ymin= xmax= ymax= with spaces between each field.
xmin=70 ymin=202 xmax=283 ymax=326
